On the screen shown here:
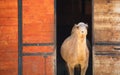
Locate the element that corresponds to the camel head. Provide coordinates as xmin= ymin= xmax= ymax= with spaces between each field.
xmin=71 ymin=22 xmax=88 ymax=38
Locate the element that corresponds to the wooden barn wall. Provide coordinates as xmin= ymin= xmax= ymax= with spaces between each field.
xmin=0 ymin=0 xmax=18 ymax=75
xmin=94 ymin=0 xmax=120 ymax=75
xmin=22 ymin=0 xmax=55 ymax=75
xmin=0 ymin=0 xmax=55 ymax=75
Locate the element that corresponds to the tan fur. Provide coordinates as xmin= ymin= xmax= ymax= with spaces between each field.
xmin=61 ymin=23 xmax=89 ymax=75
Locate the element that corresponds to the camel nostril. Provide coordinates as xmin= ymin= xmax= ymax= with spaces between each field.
xmin=82 ymin=31 xmax=84 ymax=33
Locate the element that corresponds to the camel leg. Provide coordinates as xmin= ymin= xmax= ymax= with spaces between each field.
xmin=67 ymin=64 xmax=74 ymax=75
xmin=81 ymin=63 xmax=88 ymax=75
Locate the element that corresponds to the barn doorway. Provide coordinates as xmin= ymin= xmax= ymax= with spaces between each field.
xmin=56 ymin=0 xmax=93 ymax=75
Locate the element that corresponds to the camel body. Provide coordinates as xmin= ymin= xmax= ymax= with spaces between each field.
xmin=61 ymin=22 xmax=89 ymax=75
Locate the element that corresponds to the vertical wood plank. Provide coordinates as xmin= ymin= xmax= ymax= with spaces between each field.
xmin=0 ymin=0 xmax=18 ymax=75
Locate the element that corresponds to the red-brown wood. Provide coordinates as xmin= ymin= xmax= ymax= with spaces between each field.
xmin=23 ymin=56 xmax=54 ymax=75
xmin=22 ymin=0 xmax=54 ymax=43
xmin=0 ymin=0 xmax=55 ymax=75
xmin=0 ymin=0 xmax=18 ymax=75
xmin=22 ymin=1 xmax=55 ymax=75
xmin=23 ymin=46 xmax=54 ymax=53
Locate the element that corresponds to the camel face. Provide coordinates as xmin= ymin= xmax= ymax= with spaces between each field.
xmin=72 ymin=22 xmax=88 ymax=38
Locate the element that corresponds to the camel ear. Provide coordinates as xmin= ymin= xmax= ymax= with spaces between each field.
xmin=71 ymin=24 xmax=77 ymax=33
xmin=74 ymin=24 xmax=80 ymax=28
xmin=85 ymin=24 xmax=88 ymax=29
xmin=74 ymin=24 xmax=77 ymax=26
xmin=74 ymin=24 xmax=80 ymax=29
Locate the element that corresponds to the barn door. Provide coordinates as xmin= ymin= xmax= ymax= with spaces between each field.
xmin=18 ymin=0 xmax=56 ymax=75
xmin=94 ymin=0 xmax=120 ymax=75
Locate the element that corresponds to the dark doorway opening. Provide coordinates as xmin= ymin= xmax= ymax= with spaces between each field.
xmin=56 ymin=0 xmax=93 ymax=75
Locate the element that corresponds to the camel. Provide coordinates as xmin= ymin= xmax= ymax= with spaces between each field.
xmin=61 ymin=22 xmax=89 ymax=75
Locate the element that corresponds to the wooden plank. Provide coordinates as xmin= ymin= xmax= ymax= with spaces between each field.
xmin=0 ymin=61 xmax=18 ymax=75
xmin=94 ymin=55 xmax=120 ymax=75
xmin=94 ymin=45 xmax=120 ymax=52
xmin=0 ymin=0 xmax=18 ymax=75
xmin=94 ymin=30 xmax=112 ymax=42
xmin=94 ymin=0 xmax=120 ymax=13
xmin=111 ymin=0 xmax=120 ymax=13
xmin=94 ymin=30 xmax=120 ymax=42
xmin=23 ymin=56 xmax=54 ymax=75
xmin=22 ymin=0 xmax=54 ymax=43
xmin=94 ymin=0 xmax=109 ymax=3
xmin=23 ymin=46 xmax=54 ymax=53
xmin=94 ymin=3 xmax=111 ymax=13
xmin=23 ymin=31 xmax=54 ymax=43
xmin=94 ymin=14 xmax=120 ymax=23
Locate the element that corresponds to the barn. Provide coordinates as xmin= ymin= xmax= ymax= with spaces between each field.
xmin=0 ymin=0 xmax=120 ymax=75
xmin=0 ymin=0 xmax=55 ymax=75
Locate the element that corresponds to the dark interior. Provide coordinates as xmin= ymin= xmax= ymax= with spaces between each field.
xmin=56 ymin=0 xmax=93 ymax=75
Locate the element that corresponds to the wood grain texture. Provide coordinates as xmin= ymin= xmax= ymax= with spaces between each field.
xmin=23 ymin=56 xmax=54 ymax=75
xmin=0 ymin=0 xmax=55 ymax=75
xmin=22 ymin=1 xmax=55 ymax=75
xmin=0 ymin=0 xmax=18 ymax=75
xmin=94 ymin=0 xmax=120 ymax=75
xmin=22 ymin=0 xmax=54 ymax=43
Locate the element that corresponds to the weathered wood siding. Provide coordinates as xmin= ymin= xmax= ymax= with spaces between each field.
xmin=94 ymin=0 xmax=120 ymax=75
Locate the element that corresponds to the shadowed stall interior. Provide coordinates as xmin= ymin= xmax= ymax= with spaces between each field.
xmin=56 ymin=0 xmax=93 ymax=75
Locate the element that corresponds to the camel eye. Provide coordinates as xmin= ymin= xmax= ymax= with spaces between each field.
xmin=76 ymin=26 xmax=79 ymax=29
